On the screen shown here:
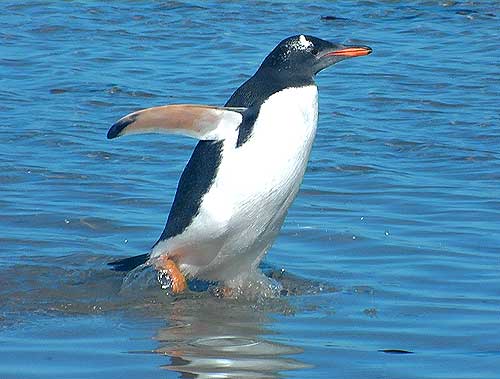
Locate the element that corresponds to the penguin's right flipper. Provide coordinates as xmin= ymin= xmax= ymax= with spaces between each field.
xmin=107 ymin=104 xmax=246 ymax=141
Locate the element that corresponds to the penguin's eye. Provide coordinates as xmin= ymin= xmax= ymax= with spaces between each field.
xmin=310 ymin=47 xmax=319 ymax=55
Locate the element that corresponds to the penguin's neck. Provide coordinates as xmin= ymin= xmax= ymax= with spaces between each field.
xmin=251 ymin=85 xmax=319 ymax=143
xmin=226 ymin=68 xmax=315 ymax=108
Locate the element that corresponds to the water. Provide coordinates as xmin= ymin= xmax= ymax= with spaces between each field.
xmin=1 ymin=1 xmax=499 ymax=378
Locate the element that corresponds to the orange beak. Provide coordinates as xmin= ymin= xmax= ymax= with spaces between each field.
xmin=326 ymin=46 xmax=372 ymax=57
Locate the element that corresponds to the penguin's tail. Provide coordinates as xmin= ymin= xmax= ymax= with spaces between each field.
xmin=108 ymin=253 xmax=149 ymax=272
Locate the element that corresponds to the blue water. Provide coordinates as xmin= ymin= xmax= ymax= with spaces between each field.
xmin=1 ymin=1 xmax=499 ymax=378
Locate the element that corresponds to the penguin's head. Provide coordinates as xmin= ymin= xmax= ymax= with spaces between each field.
xmin=261 ymin=35 xmax=372 ymax=77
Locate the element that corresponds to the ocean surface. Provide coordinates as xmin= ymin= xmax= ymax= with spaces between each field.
xmin=1 ymin=1 xmax=499 ymax=378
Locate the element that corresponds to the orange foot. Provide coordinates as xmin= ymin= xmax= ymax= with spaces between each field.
xmin=157 ymin=256 xmax=187 ymax=294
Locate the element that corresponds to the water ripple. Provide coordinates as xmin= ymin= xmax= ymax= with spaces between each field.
xmin=1 ymin=1 xmax=500 ymax=378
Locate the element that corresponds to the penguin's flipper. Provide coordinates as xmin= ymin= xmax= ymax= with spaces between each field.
xmin=108 ymin=253 xmax=149 ymax=271
xmin=107 ymin=104 xmax=246 ymax=141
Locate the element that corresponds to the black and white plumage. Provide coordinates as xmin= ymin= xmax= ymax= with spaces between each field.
xmin=108 ymin=35 xmax=371 ymax=290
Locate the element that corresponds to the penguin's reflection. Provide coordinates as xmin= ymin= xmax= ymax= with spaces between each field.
xmin=154 ymin=295 xmax=310 ymax=378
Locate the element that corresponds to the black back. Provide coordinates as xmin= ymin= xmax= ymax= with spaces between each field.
xmin=157 ymin=140 xmax=223 ymax=241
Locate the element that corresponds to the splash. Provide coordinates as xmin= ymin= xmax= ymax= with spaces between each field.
xmin=120 ymin=260 xmax=331 ymax=301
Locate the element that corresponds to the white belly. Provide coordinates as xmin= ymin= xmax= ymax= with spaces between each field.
xmin=154 ymin=85 xmax=319 ymax=282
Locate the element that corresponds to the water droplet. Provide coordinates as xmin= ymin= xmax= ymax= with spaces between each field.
xmin=157 ymin=270 xmax=174 ymax=292
xmin=385 ymin=231 xmax=390 ymax=236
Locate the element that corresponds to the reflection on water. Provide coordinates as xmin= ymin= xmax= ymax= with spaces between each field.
xmin=156 ymin=297 xmax=310 ymax=378
xmin=0 ymin=255 xmax=323 ymax=378
xmin=113 ymin=261 xmax=318 ymax=377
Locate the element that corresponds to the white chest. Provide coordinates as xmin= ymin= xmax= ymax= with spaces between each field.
xmin=237 ymin=85 xmax=318 ymax=187
xmin=204 ymin=85 xmax=319 ymax=227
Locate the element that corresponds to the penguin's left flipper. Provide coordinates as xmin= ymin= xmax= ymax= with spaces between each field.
xmin=107 ymin=104 xmax=246 ymax=140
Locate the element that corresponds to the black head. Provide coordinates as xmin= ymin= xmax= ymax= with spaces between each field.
xmin=259 ymin=34 xmax=372 ymax=79
xmin=225 ymin=35 xmax=371 ymax=109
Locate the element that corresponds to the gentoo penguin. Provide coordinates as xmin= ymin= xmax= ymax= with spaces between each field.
xmin=107 ymin=35 xmax=371 ymax=294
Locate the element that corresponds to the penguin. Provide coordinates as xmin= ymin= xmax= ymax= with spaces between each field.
xmin=107 ymin=35 xmax=371 ymax=294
